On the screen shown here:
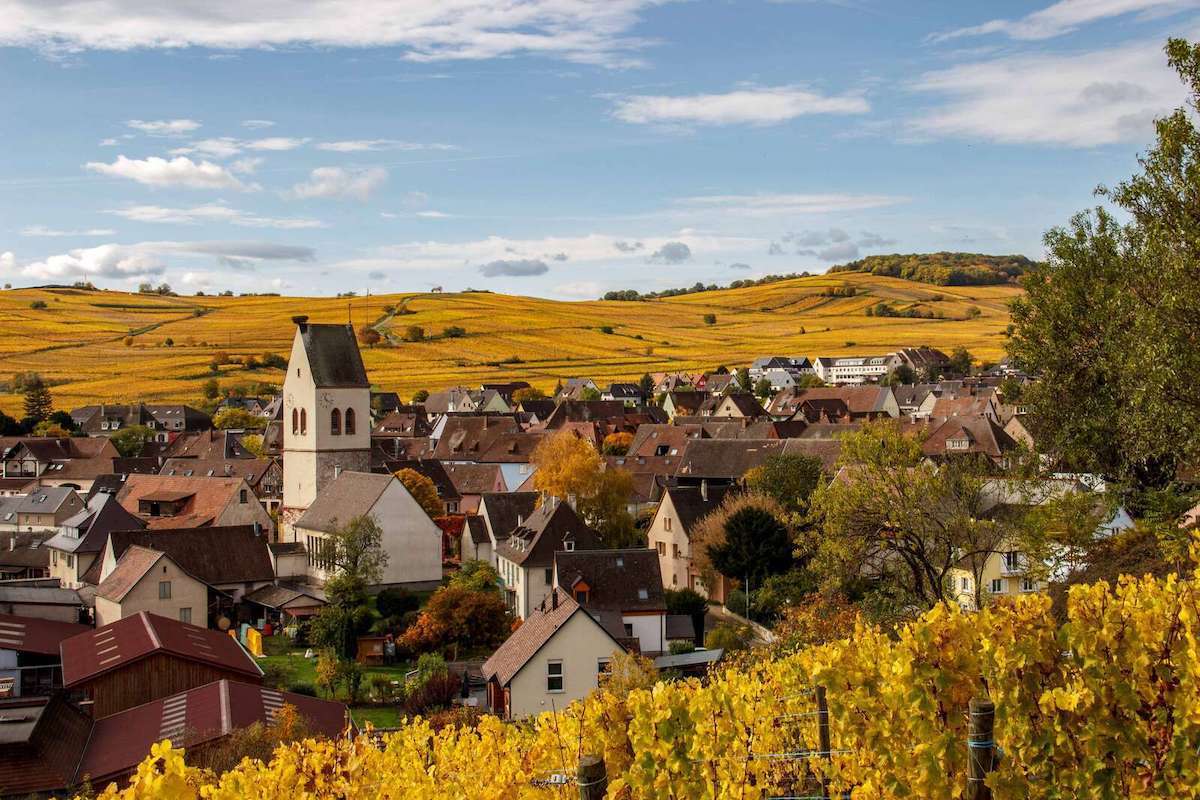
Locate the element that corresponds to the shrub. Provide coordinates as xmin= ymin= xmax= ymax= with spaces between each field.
xmin=442 ymin=325 xmax=466 ymax=338
xmin=123 ymin=336 xmax=133 ymax=347
xmin=703 ymin=313 xmax=716 ymax=325
xmin=402 ymin=671 xmax=462 ymax=716
xmin=29 ymin=300 xmax=47 ymax=309
xmin=289 ymin=683 xmax=317 ymax=697
xmin=668 ymin=640 xmax=696 ymax=655
xmin=376 ymin=587 xmax=420 ymax=618
xmin=599 ymin=325 xmax=614 ymax=334
xmin=403 ymin=325 xmax=425 ymax=343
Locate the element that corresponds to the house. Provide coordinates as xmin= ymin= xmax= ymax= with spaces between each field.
xmin=695 ymin=372 xmax=737 ymax=396
xmin=601 ymin=383 xmax=646 ymax=406
xmin=710 ymin=393 xmax=765 ymax=419
xmin=161 ymin=428 xmax=262 ymax=460
xmin=88 ymin=525 xmax=275 ymax=609
xmin=0 ymin=487 xmax=85 ymax=533
xmin=430 ymin=415 xmax=522 ymax=461
xmin=812 ymin=355 xmax=891 ymax=385
xmin=76 ymin=679 xmax=350 ymax=789
xmin=494 ymin=499 xmax=602 ymax=620
xmin=927 ymin=394 xmax=1000 ymax=423
xmin=554 ymin=549 xmax=668 ymax=654
xmin=662 ymin=391 xmax=705 ymax=421
xmin=385 ymin=459 xmax=463 ymax=514
xmin=242 ymin=582 xmax=326 ymax=625
xmin=0 ymin=585 xmax=84 ymax=623
xmin=482 ymin=591 xmax=625 ymax=719
xmin=477 ymin=492 xmax=539 ymax=561
xmin=43 ymin=491 xmax=147 ymax=588
xmin=0 ymin=613 xmax=90 ymax=697
xmin=888 ymin=347 xmax=949 ymax=376
xmin=557 ymin=378 xmax=600 ymax=401
xmin=748 ymin=356 xmax=813 ymax=382
xmin=442 ymin=463 xmax=509 ymax=513
xmin=60 ymin=611 xmax=263 ymax=717
xmin=291 ymin=471 xmax=442 ymax=591
xmin=480 ymin=381 xmax=533 ymax=407
xmin=159 ymin=458 xmax=283 ymax=512
xmin=0 ymin=693 xmax=95 ymax=797
xmin=0 ymin=437 xmax=120 ymax=493
xmin=768 ymin=386 xmax=898 ymax=421
xmin=460 ymin=516 xmax=492 ymax=563
xmin=423 ymin=387 xmax=479 ymax=414
xmin=370 ymin=390 xmax=404 ymax=418
xmin=0 ymin=531 xmax=52 ymax=580
xmin=647 ymin=483 xmax=734 ymax=599
xmin=94 ymin=546 xmax=209 ymax=627
xmin=280 ymin=318 xmax=373 ymax=536
xmin=70 ymin=403 xmax=212 ymax=442
xmin=114 ymin=473 xmax=273 ymax=534
xmin=922 ymin=416 xmax=1019 ymax=468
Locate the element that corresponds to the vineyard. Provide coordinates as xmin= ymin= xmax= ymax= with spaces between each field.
xmin=0 ymin=273 xmax=1020 ymax=415
xmin=96 ymin=561 xmax=1200 ymax=799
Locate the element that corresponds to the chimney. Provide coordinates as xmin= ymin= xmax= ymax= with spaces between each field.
xmin=516 ymin=514 xmax=524 ymax=526
xmin=253 ymin=521 xmax=262 ymax=538
xmin=292 ymin=315 xmax=309 ymax=330
xmin=551 ymin=588 xmax=559 ymax=610
xmin=224 ymin=463 xmax=233 ymax=477
xmin=700 ymin=479 xmax=708 ymax=502
xmin=566 ymin=493 xmax=577 ymax=510
xmin=8 ymin=536 xmax=13 ymax=552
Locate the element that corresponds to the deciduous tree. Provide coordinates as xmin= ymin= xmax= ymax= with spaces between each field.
xmin=394 ymin=468 xmax=442 ymax=518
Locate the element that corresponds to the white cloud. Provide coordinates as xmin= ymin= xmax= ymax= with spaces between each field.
xmin=246 ymin=136 xmax=309 ymax=151
xmin=108 ymin=203 xmax=325 ymax=229
xmin=675 ymin=192 xmax=905 ymax=217
xmin=415 ymin=210 xmax=453 ymax=218
xmin=290 ymin=166 xmax=388 ymax=201
xmin=612 ymin=85 xmax=869 ymax=126
xmin=1 ymin=240 xmax=315 ymax=281
xmin=21 ymin=225 xmax=117 ymax=237
xmin=0 ymin=252 xmax=14 ymax=272
xmin=911 ymin=39 xmax=1187 ymax=146
xmin=931 ymin=0 xmax=1190 ymax=42
xmin=241 ymin=119 xmax=275 ymax=129
xmin=85 ymin=155 xmax=257 ymax=190
xmin=171 ymin=136 xmax=308 ymax=159
xmin=316 ymin=139 xmax=457 ymax=152
xmin=554 ymin=280 xmax=603 ymax=298
xmin=99 ymin=137 xmax=119 ymax=146
xmin=0 ymin=0 xmax=664 ymax=67
xmin=125 ymin=118 xmax=200 ymax=136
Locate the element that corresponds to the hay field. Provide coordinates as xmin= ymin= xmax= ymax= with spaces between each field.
xmin=0 ymin=273 xmax=1021 ymax=414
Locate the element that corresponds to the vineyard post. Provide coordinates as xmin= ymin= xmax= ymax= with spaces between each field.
xmin=817 ymin=685 xmax=831 ymax=800
xmin=577 ymin=755 xmax=607 ymax=800
xmin=967 ymin=697 xmax=996 ymax=800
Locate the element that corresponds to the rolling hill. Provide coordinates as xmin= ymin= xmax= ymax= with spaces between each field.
xmin=829 ymin=252 xmax=1035 ymax=286
xmin=0 ymin=272 xmax=1022 ymax=414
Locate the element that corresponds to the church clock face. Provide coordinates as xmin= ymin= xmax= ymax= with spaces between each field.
xmin=285 ymin=392 xmax=294 ymax=406
xmin=320 ymin=391 xmax=335 ymax=406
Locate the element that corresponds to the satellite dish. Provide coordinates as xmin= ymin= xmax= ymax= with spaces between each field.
xmin=217 ymin=616 xmax=231 ymax=631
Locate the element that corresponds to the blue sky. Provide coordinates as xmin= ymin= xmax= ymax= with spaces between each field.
xmin=0 ymin=0 xmax=1195 ymax=298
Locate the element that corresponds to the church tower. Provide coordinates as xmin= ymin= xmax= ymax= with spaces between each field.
xmin=280 ymin=316 xmax=371 ymax=534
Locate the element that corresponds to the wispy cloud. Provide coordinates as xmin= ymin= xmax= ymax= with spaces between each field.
xmin=0 ymin=240 xmax=314 ymax=280
xmin=612 ymin=85 xmax=869 ymax=127
xmin=910 ymin=38 xmax=1186 ymax=146
xmin=930 ymin=0 xmax=1191 ymax=42
xmin=241 ymin=119 xmax=275 ymax=129
xmin=170 ymin=136 xmax=309 ymax=159
xmin=108 ymin=203 xmax=325 ymax=229
xmin=125 ymin=118 xmax=200 ymax=136
xmin=289 ymin=166 xmax=388 ymax=201
xmin=674 ymin=192 xmax=906 ymax=217
xmin=85 ymin=155 xmax=258 ymax=190
xmin=316 ymin=139 xmax=457 ymax=152
xmin=478 ymin=258 xmax=550 ymax=277
xmin=21 ymin=225 xmax=116 ymax=237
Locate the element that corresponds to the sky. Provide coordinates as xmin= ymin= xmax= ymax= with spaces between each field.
xmin=0 ymin=0 xmax=1196 ymax=299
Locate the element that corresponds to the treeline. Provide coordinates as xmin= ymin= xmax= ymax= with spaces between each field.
xmin=601 ymin=273 xmax=811 ymax=301
xmin=829 ymin=252 xmax=1036 ymax=286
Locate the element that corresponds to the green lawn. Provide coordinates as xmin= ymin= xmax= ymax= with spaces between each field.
xmin=349 ymin=705 xmax=404 ymax=729
xmin=258 ymin=636 xmax=413 ymax=701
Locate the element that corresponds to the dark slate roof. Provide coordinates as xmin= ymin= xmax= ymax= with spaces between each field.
xmin=298 ymin=322 xmax=369 ymax=387
xmin=465 ymin=516 xmax=490 ymax=545
xmin=494 ymin=499 xmax=602 ymax=568
xmin=665 ymin=484 xmax=736 ymax=533
xmin=45 ymin=493 xmax=147 ymax=556
xmin=387 ymin=459 xmax=461 ymax=501
xmin=103 ymin=525 xmax=275 ymax=586
xmin=479 ymin=492 xmax=539 ymax=542
xmin=674 ymin=439 xmax=788 ymax=479
xmin=555 ymin=549 xmax=665 ymax=613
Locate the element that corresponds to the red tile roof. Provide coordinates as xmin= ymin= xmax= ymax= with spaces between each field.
xmin=0 ymin=613 xmax=90 ymax=656
xmin=61 ymin=612 xmax=262 ymax=687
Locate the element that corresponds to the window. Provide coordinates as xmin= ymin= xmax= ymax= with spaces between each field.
xmin=623 ymin=623 xmax=633 ymax=637
xmin=563 ymin=541 xmax=574 ymax=552
xmin=575 ymin=589 xmax=588 ymax=604
xmin=546 ymin=660 xmax=563 ymax=692
xmin=159 ymin=581 xmax=172 ymax=599
xmin=345 ymin=408 xmax=356 ymax=435
xmin=1004 ymin=551 xmax=1020 ymax=571
xmin=179 ymin=608 xmax=191 ymax=624
xmin=991 ymin=579 xmax=1003 ymax=594
xmin=664 ymin=517 xmax=672 ymax=532
xmin=291 ymin=409 xmax=299 ymax=435
xmin=672 ymin=543 xmax=680 ymax=558
xmin=544 ymin=568 xmax=553 ymax=584
xmin=672 ymin=573 xmax=678 ymax=586
xmin=656 ymin=542 xmax=666 ymax=556
xmin=960 ymin=577 xmax=969 ymax=591
xmin=239 ymin=489 xmax=248 ymax=504
xmin=330 ymin=408 xmax=341 ymax=435
xmin=1021 ymin=578 xmax=1036 ymax=593
xmin=300 ymin=408 xmax=307 ymax=435
xmin=597 ymin=659 xmax=611 ymax=682
xmin=66 ymin=554 xmax=73 ymax=568
xmin=637 ymin=588 xmax=649 ymax=600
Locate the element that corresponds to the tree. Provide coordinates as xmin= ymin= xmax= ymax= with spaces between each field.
xmin=947 ymin=346 xmax=973 ymax=376
xmin=21 ymin=376 xmax=51 ymax=423
xmin=580 ymin=386 xmax=602 ymax=401
xmin=448 ymin=560 xmax=502 ymax=595
xmin=707 ymin=506 xmax=795 ymax=589
xmin=883 ymin=364 xmax=916 ymax=386
xmin=601 ymin=431 xmax=633 ymax=455
xmin=753 ymin=377 xmax=773 ymax=398
xmin=638 ymin=373 xmax=654 ymax=396
xmin=511 ymin=386 xmax=546 ymax=405
xmin=736 ymin=367 xmax=751 ymax=392
xmin=375 ymin=587 xmax=420 ymax=619
xmin=796 ymin=374 xmax=825 ymax=389
xmin=322 ymin=515 xmax=389 ymax=605
xmin=531 ymin=431 xmax=638 ymax=546
xmin=412 ymin=389 xmax=430 ymax=403
xmin=212 ymin=407 xmax=266 ymax=430
xmin=359 ymin=326 xmax=381 ymax=347
xmin=399 ymin=586 xmax=511 ymax=658
xmin=239 ymin=434 xmax=264 ymax=457
xmin=32 ymin=422 xmax=70 ymax=437
xmin=202 ymin=378 xmax=220 ymax=400
xmin=1008 ymin=39 xmax=1200 ymax=486
xmin=46 ymin=410 xmax=75 ymax=432
xmin=403 ymin=325 xmax=425 ymax=343
xmin=743 ymin=453 xmax=824 ymax=515
xmin=597 ymin=650 xmax=658 ymax=696
xmin=704 ymin=622 xmax=754 ymax=652
xmin=664 ymin=588 xmax=708 ymax=647
xmin=394 ymin=468 xmax=442 ymax=518
xmin=109 ymin=424 xmax=155 ymax=457
xmin=442 ymin=325 xmax=466 ymax=338
xmin=703 ymin=313 xmax=716 ymax=325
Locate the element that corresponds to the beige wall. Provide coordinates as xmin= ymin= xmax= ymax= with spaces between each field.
xmin=49 ymin=548 xmax=95 ymax=589
xmin=213 ymin=481 xmax=275 ymax=535
xmin=506 ymin=609 xmax=620 ymax=719
xmin=646 ymin=494 xmax=707 ymax=596
xmin=498 ymin=553 xmax=554 ymax=620
xmin=95 ymin=557 xmax=208 ymax=628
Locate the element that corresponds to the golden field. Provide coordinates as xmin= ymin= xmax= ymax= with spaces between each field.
xmin=0 ymin=273 xmax=1021 ymax=414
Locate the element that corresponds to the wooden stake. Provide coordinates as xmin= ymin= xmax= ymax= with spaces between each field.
xmin=968 ymin=697 xmax=996 ymax=800
xmin=577 ymin=755 xmax=607 ymax=800
xmin=817 ymin=686 xmax=831 ymax=800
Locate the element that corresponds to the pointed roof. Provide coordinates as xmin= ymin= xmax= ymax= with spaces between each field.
xmin=295 ymin=321 xmax=368 ymax=388
xmin=482 ymin=593 xmax=623 ymax=686
xmin=294 ymin=471 xmax=393 ymax=533
xmin=44 ymin=492 xmax=147 ymax=555
xmin=494 ymin=500 xmax=602 ymax=567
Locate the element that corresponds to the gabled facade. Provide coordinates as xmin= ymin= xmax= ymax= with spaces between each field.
xmin=494 ymin=499 xmax=602 ymax=620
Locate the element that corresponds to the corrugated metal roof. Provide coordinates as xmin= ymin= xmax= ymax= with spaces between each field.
xmin=0 ymin=612 xmax=90 ymax=655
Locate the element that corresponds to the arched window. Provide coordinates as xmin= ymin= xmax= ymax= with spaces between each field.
xmin=345 ymin=407 xmax=356 ymax=436
xmin=291 ymin=408 xmax=298 ymax=435
xmin=300 ymin=408 xmax=307 ymax=436
xmin=330 ymin=408 xmax=341 ymax=436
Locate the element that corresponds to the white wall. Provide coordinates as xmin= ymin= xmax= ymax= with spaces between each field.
xmin=623 ymin=613 xmax=666 ymax=653
xmin=506 ymin=609 xmax=621 ymax=718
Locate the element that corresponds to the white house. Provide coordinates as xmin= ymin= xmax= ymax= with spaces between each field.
xmin=494 ymin=499 xmax=601 ymax=620
xmin=554 ymin=549 xmax=668 ymax=655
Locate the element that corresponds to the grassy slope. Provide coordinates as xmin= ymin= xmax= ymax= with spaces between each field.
xmin=0 ymin=273 xmax=1020 ymax=414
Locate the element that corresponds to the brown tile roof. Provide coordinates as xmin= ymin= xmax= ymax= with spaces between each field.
xmin=494 ymin=500 xmax=602 ymax=567
xmin=476 ymin=431 xmax=547 ymax=463
xmin=769 ymin=386 xmax=894 ymax=418
xmin=443 ymin=462 xmax=506 ymax=496
xmin=104 ymin=525 xmax=274 ymax=587
xmin=674 ymin=439 xmax=788 ymax=479
xmin=61 ymin=611 xmax=262 ymax=687
xmin=159 ymin=458 xmax=273 ymax=486
xmin=922 ymin=415 xmax=1017 ymax=460
xmin=482 ymin=593 xmax=621 ymax=686
xmin=0 ymin=613 xmax=90 ymax=655
xmin=626 ymin=424 xmax=706 ymax=458
xmin=555 ymin=549 xmax=665 ymax=613
xmin=95 ymin=545 xmax=168 ymax=603
xmin=115 ymin=474 xmax=251 ymax=529
xmin=431 ymin=415 xmax=521 ymax=460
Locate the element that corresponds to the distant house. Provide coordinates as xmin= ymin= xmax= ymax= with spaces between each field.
xmin=460 ymin=516 xmax=492 ymax=563
xmin=423 ymin=387 xmax=479 ymax=415
xmin=0 ymin=585 xmax=83 ymax=624
xmin=662 ymin=391 xmax=705 ymax=421
xmin=94 ymin=546 xmax=209 ymax=627
xmin=554 ymin=549 xmax=668 ymax=654
xmin=477 ymin=492 xmax=539 ymax=563
xmin=558 ymin=378 xmax=600 ymax=401
xmin=0 ymin=487 xmax=85 ymax=534
xmin=442 ymin=463 xmax=508 ymax=513
xmin=494 ymin=499 xmax=602 ymax=620
xmin=921 ymin=416 xmax=1019 ymax=468
xmin=748 ymin=356 xmax=813 ymax=382
xmin=159 ymin=458 xmax=283 ymax=513
xmin=646 ymin=483 xmax=734 ymax=599
xmin=768 ymin=386 xmax=898 ymax=421
xmin=0 ymin=530 xmax=53 ymax=580
xmin=0 ymin=437 xmax=119 ymax=493
xmin=61 ymin=611 xmax=263 ymax=717
xmin=44 ymin=491 xmax=147 ymax=588
xmin=710 ymin=393 xmax=765 ymax=420
xmin=482 ymin=591 xmax=625 ymax=719
xmin=70 ymin=403 xmax=212 ymax=442
xmin=0 ymin=612 xmax=90 ymax=697
xmin=114 ymin=473 xmax=273 ymax=534
xmin=291 ymin=471 xmax=442 ymax=591
xmin=812 ymin=355 xmax=891 ymax=385
xmin=601 ymin=383 xmax=646 ymax=406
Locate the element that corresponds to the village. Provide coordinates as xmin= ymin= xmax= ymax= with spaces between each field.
xmin=0 ymin=310 xmax=1173 ymax=795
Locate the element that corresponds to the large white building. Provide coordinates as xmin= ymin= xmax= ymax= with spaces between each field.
xmin=812 ymin=355 xmax=891 ymax=385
